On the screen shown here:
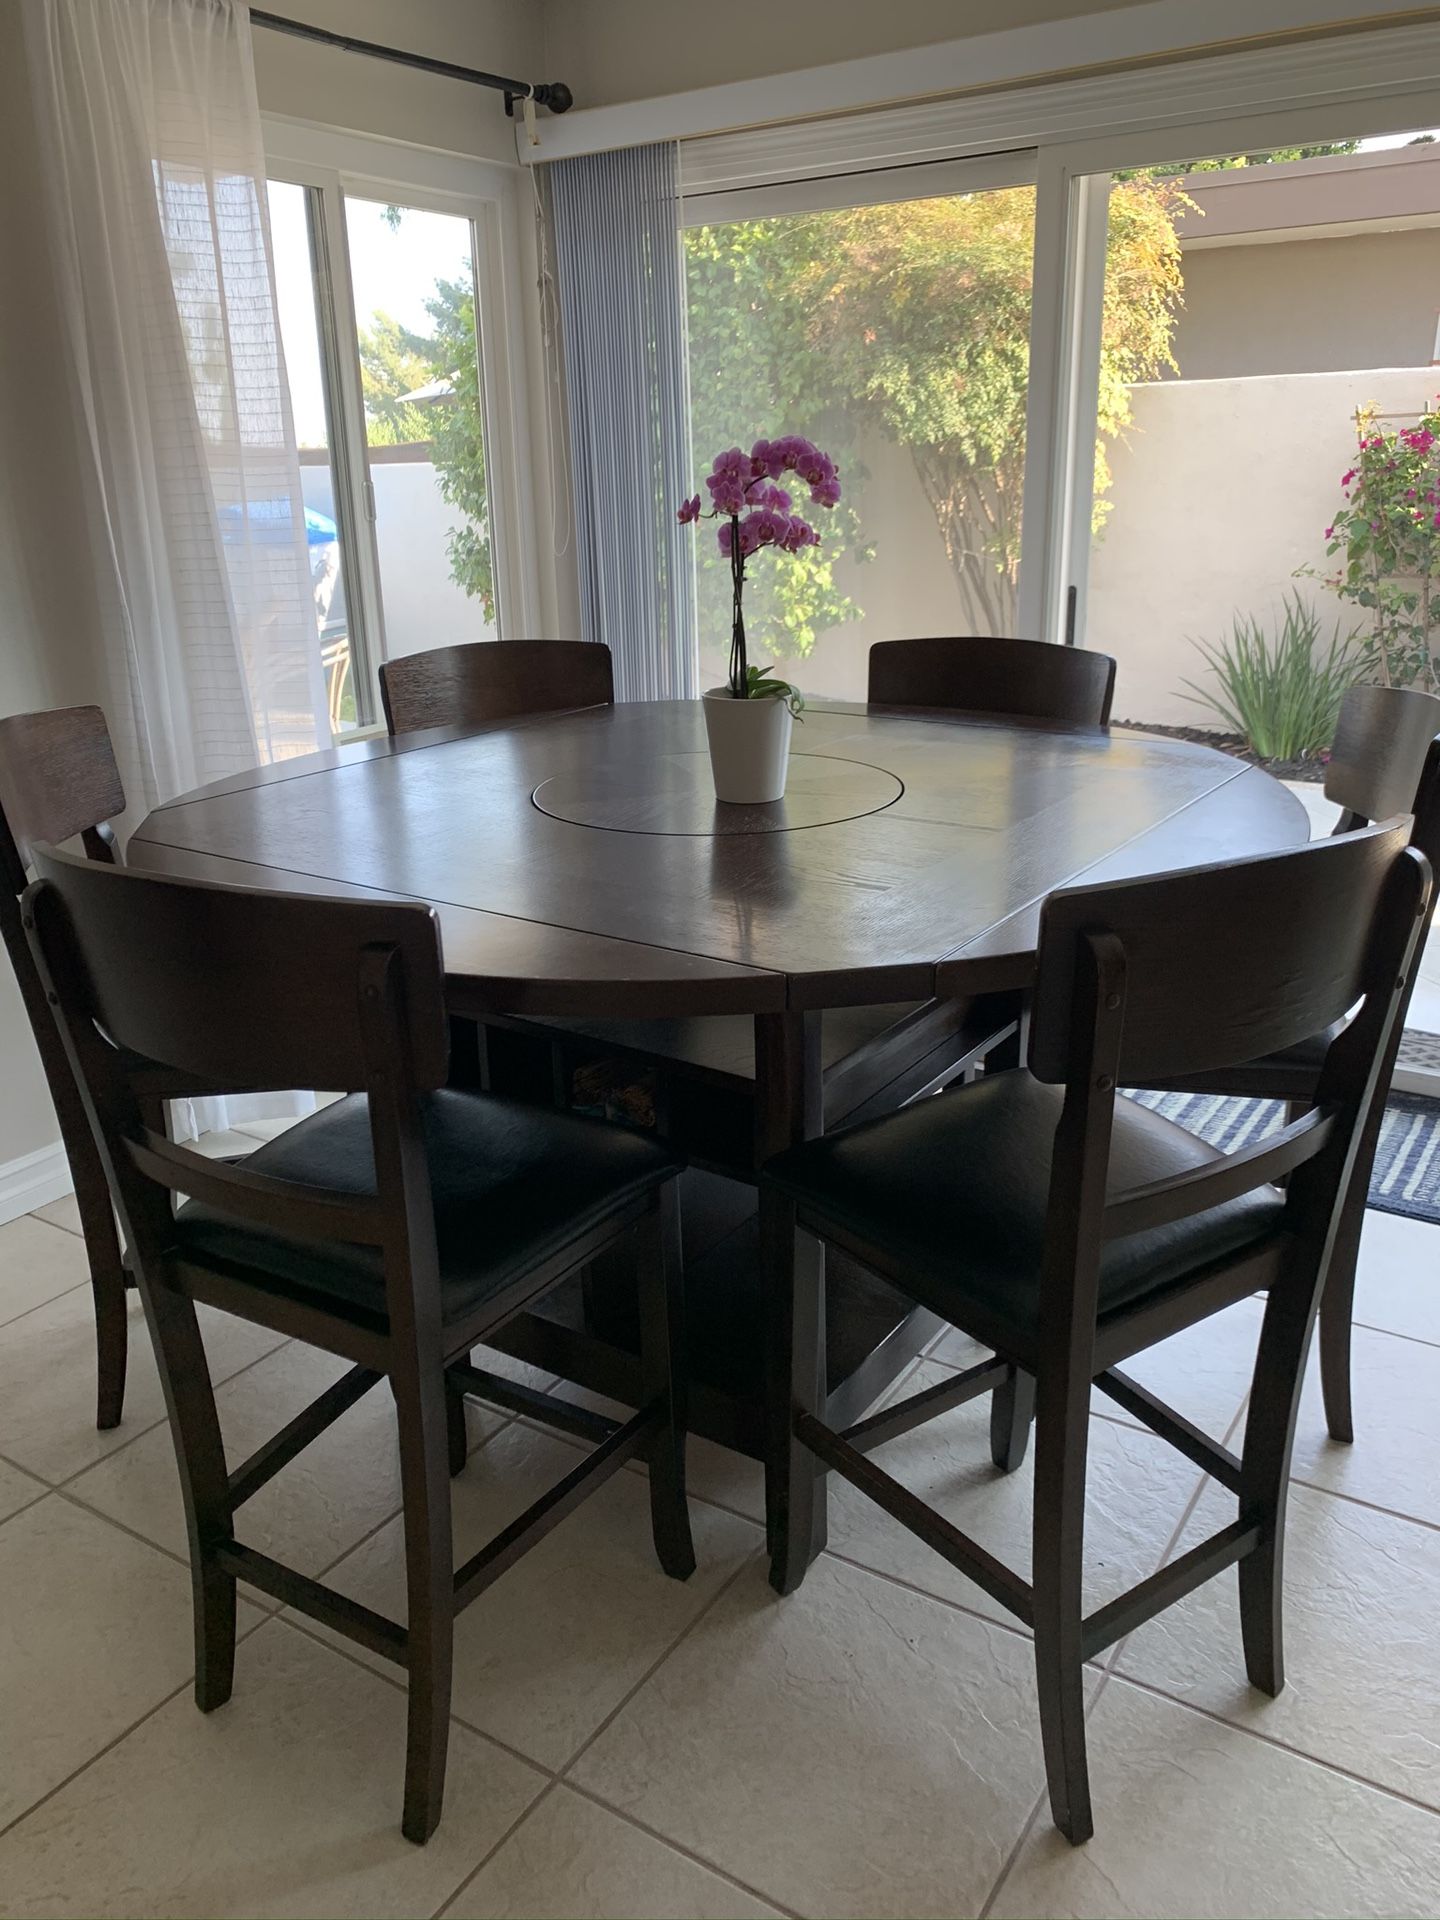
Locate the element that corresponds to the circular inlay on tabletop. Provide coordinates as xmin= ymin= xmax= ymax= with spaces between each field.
xmin=531 ymin=751 xmax=904 ymax=836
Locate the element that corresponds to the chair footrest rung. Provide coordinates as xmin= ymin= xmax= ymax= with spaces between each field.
xmin=840 ymin=1356 xmax=1009 ymax=1454
xmin=795 ymin=1412 xmax=1033 ymax=1626
xmin=215 ymin=1541 xmax=407 ymax=1665
xmin=1081 ymin=1516 xmax=1263 ymax=1660
xmin=228 ymin=1365 xmax=382 ymax=1510
xmin=447 ymin=1361 xmax=619 ymax=1445
xmin=1094 ymin=1367 xmax=1243 ymax=1493
xmin=452 ymin=1400 xmax=662 ymax=1613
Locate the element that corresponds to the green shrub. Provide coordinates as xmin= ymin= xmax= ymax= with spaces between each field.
xmin=1183 ymin=593 xmax=1367 ymax=762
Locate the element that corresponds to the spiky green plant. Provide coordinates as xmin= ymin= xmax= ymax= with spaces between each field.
xmin=1183 ymin=593 xmax=1367 ymax=762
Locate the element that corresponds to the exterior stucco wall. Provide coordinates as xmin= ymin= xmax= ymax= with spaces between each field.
xmin=1173 ymin=228 xmax=1440 ymax=378
xmin=1087 ymin=366 xmax=1436 ymax=725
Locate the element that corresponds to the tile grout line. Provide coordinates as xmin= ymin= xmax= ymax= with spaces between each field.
xmin=976 ymin=1783 xmax=1048 ymax=1920
xmin=1106 ymin=1667 xmax=1440 ymax=1825
xmin=435 ymin=1542 xmax=782 ymax=1919
xmin=44 ymin=1334 xmax=299 ymax=1495
xmin=0 ymin=1277 xmax=92 ymax=1339
xmin=429 ymin=1778 xmax=562 ymax=1920
xmin=52 ymin=1486 xmax=198 ymax=1580
xmin=568 ymin=1777 xmax=806 ymax=1919
xmin=0 ymin=1477 xmax=50 ymax=1534
xmin=1286 ymin=1471 xmax=1440 ymax=1534
xmin=488 ymin=1547 xmax=810 ymax=1920
xmin=1352 ymin=1312 xmax=1440 ymax=1352
xmin=24 ymin=1204 xmax=85 ymax=1239
xmin=0 ymin=1607 xmax=272 ymax=1847
xmin=273 ymin=1608 xmax=556 ymax=1784
xmin=556 ymin=1547 xmax=763 ymax=1787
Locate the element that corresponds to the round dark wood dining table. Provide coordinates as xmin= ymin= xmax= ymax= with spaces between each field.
xmin=128 ymin=696 xmax=1310 ymax=1450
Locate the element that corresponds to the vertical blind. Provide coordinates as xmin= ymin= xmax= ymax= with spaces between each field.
xmin=548 ymin=141 xmax=697 ymax=701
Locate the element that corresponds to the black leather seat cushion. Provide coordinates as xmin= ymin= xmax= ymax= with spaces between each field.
xmin=174 ymin=1089 xmax=679 ymax=1330
xmin=763 ymin=1071 xmax=1287 ymax=1352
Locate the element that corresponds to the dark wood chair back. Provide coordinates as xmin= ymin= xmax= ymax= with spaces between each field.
xmin=0 ymin=705 xmax=124 ymax=892
xmin=1325 ymin=681 xmax=1440 ymax=829
xmin=1028 ymin=826 xmax=1426 ymax=1341
xmin=24 ymin=846 xmax=453 ymax=1342
xmin=1030 ymin=824 xmax=1418 ymax=1090
xmin=867 ymin=635 xmax=1117 ymax=728
xmin=380 ymin=640 xmax=615 ymax=737
xmin=27 ymin=845 xmax=448 ymax=1097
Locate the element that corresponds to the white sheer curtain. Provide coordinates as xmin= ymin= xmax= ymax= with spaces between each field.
xmin=19 ymin=0 xmax=330 ymax=808
xmin=18 ymin=0 xmax=330 ymax=1134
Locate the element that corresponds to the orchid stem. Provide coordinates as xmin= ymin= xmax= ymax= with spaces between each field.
xmin=728 ymin=512 xmax=747 ymax=699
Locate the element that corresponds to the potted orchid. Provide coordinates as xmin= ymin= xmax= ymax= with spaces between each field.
xmin=678 ymin=435 xmax=842 ymax=802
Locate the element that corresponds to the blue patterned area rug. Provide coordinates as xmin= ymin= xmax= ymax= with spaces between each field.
xmin=1126 ymin=1090 xmax=1440 ymax=1226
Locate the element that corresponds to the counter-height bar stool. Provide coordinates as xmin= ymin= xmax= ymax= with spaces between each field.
xmin=380 ymin=639 xmax=614 ymax=737
xmin=1132 ymin=682 xmax=1440 ymax=1442
xmin=868 ymin=634 xmax=1117 ymax=729
xmin=24 ymin=848 xmax=693 ymax=1844
xmin=760 ymin=824 xmax=1428 ymax=1845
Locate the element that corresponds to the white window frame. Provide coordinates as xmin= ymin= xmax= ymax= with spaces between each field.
xmin=262 ymin=118 xmax=542 ymax=728
xmin=1037 ymin=77 xmax=1440 ymax=652
xmin=670 ymin=22 xmax=1440 ymax=652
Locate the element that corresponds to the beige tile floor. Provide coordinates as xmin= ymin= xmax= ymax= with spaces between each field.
xmin=1 ymin=1148 xmax=1438 ymax=1918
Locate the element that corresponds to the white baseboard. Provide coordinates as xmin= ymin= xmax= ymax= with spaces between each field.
xmin=0 ymin=1141 xmax=73 ymax=1226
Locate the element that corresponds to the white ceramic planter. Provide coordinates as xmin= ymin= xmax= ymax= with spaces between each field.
xmin=702 ymin=687 xmax=794 ymax=803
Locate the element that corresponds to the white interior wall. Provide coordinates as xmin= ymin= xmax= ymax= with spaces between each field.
xmin=252 ymin=0 xmax=544 ymax=164
xmin=542 ymin=0 xmax=1175 ymax=110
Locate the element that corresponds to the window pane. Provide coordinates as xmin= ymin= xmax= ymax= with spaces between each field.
xmin=683 ymin=185 xmax=1035 ymax=701
xmin=342 ymin=196 xmax=498 ymax=659
xmin=1081 ymin=142 xmax=1440 ymax=732
xmin=267 ymin=179 xmax=363 ymax=733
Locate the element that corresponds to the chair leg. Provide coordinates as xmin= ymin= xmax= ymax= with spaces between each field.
xmin=1237 ymin=1258 xmax=1324 ymax=1698
xmin=445 ymin=1371 xmax=469 ymax=1478
xmin=1031 ymin=1364 xmax=1093 ymax=1846
xmin=81 ymin=1197 xmax=128 ymax=1431
xmin=1315 ymin=1074 xmax=1386 ymax=1445
xmin=637 ymin=1182 xmax=695 ymax=1581
xmin=765 ymin=1206 xmax=828 ymax=1597
xmin=57 ymin=1115 xmax=129 ymax=1429
xmin=989 ymin=1364 xmax=1035 ymax=1473
xmin=391 ymin=1361 xmax=455 ymax=1845
xmin=136 ymin=1277 xmax=236 ymax=1711
xmin=1318 ymin=1193 xmax=1361 ymax=1446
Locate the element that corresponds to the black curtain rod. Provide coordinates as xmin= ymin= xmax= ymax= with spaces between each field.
xmin=248 ymin=9 xmax=573 ymax=116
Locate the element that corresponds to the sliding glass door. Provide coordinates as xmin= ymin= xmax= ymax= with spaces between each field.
xmin=342 ymin=197 xmax=499 ymax=666
xmin=265 ymin=132 xmax=526 ymax=732
xmin=682 ymin=159 xmax=1038 ymax=700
